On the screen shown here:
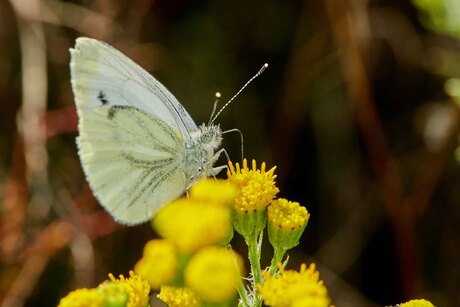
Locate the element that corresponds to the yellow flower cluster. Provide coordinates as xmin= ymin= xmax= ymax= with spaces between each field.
xmin=57 ymin=271 xmax=150 ymax=307
xmin=136 ymin=179 xmax=244 ymax=306
xmin=60 ymin=159 xmax=328 ymax=307
xmin=258 ymin=263 xmax=331 ymax=307
xmin=58 ymin=156 xmax=434 ymax=307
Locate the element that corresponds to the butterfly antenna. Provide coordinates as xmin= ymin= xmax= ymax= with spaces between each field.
xmin=210 ymin=63 xmax=268 ymax=124
xmin=208 ymin=92 xmax=222 ymax=124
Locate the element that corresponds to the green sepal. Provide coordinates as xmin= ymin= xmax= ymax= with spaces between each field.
xmin=98 ymin=282 xmax=129 ymax=307
xmin=233 ymin=209 xmax=267 ymax=240
xmin=267 ymin=219 xmax=308 ymax=251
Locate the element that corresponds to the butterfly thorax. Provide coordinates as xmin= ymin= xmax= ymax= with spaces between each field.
xmin=184 ymin=123 xmax=222 ymax=182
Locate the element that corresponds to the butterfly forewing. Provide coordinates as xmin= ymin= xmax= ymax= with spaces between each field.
xmin=77 ymin=106 xmax=188 ymax=224
xmin=70 ymin=38 xmax=198 ymax=141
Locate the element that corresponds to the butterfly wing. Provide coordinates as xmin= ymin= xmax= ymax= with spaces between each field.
xmin=71 ymin=38 xmax=195 ymax=225
xmin=77 ymin=106 xmax=188 ymax=225
xmin=70 ymin=37 xmax=199 ymax=140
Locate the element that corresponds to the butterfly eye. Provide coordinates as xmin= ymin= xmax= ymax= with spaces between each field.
xmin=200 ymin=132 xmax=211 ymax=143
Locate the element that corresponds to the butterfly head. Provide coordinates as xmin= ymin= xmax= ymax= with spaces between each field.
xmin=199 ymin=123 xmax=222 ymax=151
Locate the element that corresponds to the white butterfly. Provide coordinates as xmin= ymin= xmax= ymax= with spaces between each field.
xmin=70 ymin=38 xmax=226 ymax=225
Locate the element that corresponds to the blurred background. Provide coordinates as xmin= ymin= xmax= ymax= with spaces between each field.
xmin=1 ymin=0 xmax=460 ymax=306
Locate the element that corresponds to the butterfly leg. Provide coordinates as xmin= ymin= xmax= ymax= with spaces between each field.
xmin=209 ymin=148 xmax=230 ymax=177
xmin=211 ymin=165 xmax=228 ymax=176
xmin=213 ymin=147 xmax=231 ymax=162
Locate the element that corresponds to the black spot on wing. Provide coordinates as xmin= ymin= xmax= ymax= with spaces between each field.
xmin=106 ymin=105 xmax=137 ymax=120
xmin=107 ymin=107 xmax=117 ymax=119
xmin=98 ymin=91 xmax=109 ymax=105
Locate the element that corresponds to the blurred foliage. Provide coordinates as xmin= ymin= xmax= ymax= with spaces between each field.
xmin=0 ymin=0 xmax=459 ymax=306
xmin=413 ymin=0 xmax=460 ymax=39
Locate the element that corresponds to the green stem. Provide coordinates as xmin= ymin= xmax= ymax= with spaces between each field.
xmin=268 ymin=247 xmax=286 ymax=275
xmin=246 ymin=231 xmax=263 ymax=307
xmin=247 ymin=233 xmax=262 ymax=285
xmin=237 ymin=282 xmax=250 ymax=307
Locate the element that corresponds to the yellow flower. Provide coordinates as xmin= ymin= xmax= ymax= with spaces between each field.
xmin=258 ymin=263 xmax=331 ymax=307
xmin=108 ymin=271 xmax=150 ymax=307
xmin=134 ymin=239 xmax=178 ymax=289
xmin=227 ymin=159 xmax=278 ymax=212
xmin=189 ymin=179 xmax=237 ymax=206
xmin=185 ymin=246 xmax=243 ymax=303
xmin=268 ymin=199 xmax=309 ymax=231
xmin=158 ymin=286 xmax=200 ymax=307
xmin=58 ymin=288 xmax=103 ymax=307
xmin=153 ymin=198 xmax=232 ymax=253
xmin=228 ymin=159 xmax=279 ymax=238
xmin=268 ymin=198 xmax=310 ymax=251
xmin=400 ymin=299 xmax=435 ymax=307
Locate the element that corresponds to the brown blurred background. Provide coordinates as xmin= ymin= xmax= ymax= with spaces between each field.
xmin=1 ymin=0 xmax=460 ymax=306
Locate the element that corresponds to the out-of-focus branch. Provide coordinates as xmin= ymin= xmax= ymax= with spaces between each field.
xmin=2 ymin=1 xmax=51 ymax=305
xmin=32 ymin=0 xmax=118 ymax=38
xmin=324 ymin=0 xmax=404 ymax=217
xmin=1 ymin=0 xmax=49 ymax=271
xmin=11 ymin=0 xmax=48 ymax=184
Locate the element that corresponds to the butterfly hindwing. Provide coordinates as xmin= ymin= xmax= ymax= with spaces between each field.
xmin=77 ymin=105 xmax=188 ymax=224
